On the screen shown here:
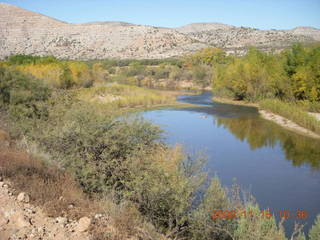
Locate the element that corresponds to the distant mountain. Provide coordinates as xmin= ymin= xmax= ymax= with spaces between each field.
xmin=176 ymin=22 xmax=234 ymax=33
xmin=0 ymin=3 xmax=319 ymax=60
xmin=175 ymin=23 xmax=318 ymax=55
xmin=288 ymin=27 xmax=320 ymax=40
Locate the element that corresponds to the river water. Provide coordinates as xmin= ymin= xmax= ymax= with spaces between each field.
xmin=141 ymin=91 xmax=320 ymax=235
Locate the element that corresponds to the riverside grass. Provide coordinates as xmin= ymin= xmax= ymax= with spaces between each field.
xmin=259 ymin=99 xmax=320 ymax=135
xmin=76 ymin=84 xmax=176 ymax=109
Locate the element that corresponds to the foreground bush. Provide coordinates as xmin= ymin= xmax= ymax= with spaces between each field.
xmin=18 ymin=99 xmax=202 ymax=234
xmin=0 ymin=66 xmax=50 ymax=121
xmin=234 ymin=205 xmax=286 ymax=240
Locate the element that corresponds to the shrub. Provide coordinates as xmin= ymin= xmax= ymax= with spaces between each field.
xmin=0 ymin=66 xmax=50 ymax=121
xmin=188 ymin=177 xmax=234 ymax=240
xmin=234 ymin=205 xmax=286 ymax=240
xmin=7 ymin=55 xmax=58 ymax=65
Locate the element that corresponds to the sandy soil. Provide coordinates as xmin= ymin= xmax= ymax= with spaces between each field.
xmin=259 ymin=110 xmax=320 ymax=139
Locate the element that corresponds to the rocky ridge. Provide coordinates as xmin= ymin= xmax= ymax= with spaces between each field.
xmin=0 ymin=3 xmax=320 ymax=60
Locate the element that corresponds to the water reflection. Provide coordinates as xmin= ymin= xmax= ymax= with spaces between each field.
xmin=215 ymin=117 xmax=320 ymax=170
xmin=178 ymin=91 xmax=320 ymax=170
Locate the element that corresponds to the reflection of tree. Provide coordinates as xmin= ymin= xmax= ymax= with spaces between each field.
xmin=215 ymin=117 xmax=320 ymax=170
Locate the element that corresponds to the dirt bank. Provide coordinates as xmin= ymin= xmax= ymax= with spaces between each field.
xmin=259 ymin=110 xmax=320 ymax=139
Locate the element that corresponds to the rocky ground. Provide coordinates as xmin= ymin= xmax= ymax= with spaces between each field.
xmin=0 ymin=177 xmax=91 ymax=240
xmin=1 ymin=3 xmax=320 ymax=60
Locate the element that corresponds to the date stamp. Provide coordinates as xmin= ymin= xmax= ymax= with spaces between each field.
xmin=211 ymin=209 xmax=308 ymax=220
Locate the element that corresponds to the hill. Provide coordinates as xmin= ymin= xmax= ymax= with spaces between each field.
xmin=1 ymin=3 xmax=319 ymax=59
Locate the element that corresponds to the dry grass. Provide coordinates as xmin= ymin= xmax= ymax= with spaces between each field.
xmin=0 ymin=148 xmax=101 ymax=219
xmin=260 ymin=99 xmax=320 ymax=135
xmin=76 ymin=84 xmax=176 ymax=109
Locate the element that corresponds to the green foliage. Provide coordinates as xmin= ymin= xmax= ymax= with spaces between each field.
xmin=293 ymin=233 xmax=306 ymax=240
xmin=213 ymin=48 xmax=289 ymax=101
xmin=213 ymin=44 xmax=320 ymax=103
xmin=188 ymin=177 xmax=234 ymax=240
xmin=234 ymin=205 xmax=286 ymax=240
xmin=186 ymin=48 xmax=228 ymax=66
xmin=4 ymin=53 xmax=217 ymax=90
xmin=7 ymin=55 xmax=58 ymax=65
xmin=309 ymin=215 xmax=320 ymax=240
xmin=283 ymin=44 xmax=320 ymax=101
xmin=59 ymin=63 xmax=74 ymax=89
xmin=3 ymin=77 xmax=202 ymax=237
xmin=0 ymin=66 xmax=50 ymax=120
xmin=5 ymin=56 xmax=101 ymax=89
xmin=11 ymin=94 xmax=208 ymax=235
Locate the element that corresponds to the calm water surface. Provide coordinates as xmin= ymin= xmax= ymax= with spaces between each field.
xmin=142 ymin=91 xmax=320 ymax=235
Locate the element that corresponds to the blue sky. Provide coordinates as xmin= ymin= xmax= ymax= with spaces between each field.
xmin=2 ymin=0 xmax=320 ymax=29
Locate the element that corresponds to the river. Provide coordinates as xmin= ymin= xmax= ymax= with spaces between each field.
xmin=141 ymin=91 xmax=320 ymax=236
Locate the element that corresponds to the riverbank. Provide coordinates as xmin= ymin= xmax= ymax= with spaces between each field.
xmin=213 ymin=97 xmax=320 ymax=139
xmin=212 ymin=97 xmax=258 ymax=107
xmin=259 ymin=110 xmax=320 ymax=139
xmin=74 ymin=84 xmax=198 ymax=113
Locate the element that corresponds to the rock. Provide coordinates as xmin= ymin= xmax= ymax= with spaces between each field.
xmin=75 ymin=217 xmax=91 ymax=232
xmin=17 ymin=192 xmax=30 ymax=203
xmin=24 ymin=208 xmax=35 ymax=214
xmin=0 ymin=211 xmax=9 ymax=226
xmin=94 ymin=214 xmax=103 ymax=219
xmin=68 ymin=204 xmax=74 ymax=209
xmin=37 ymin=226 xmax=46 ymax=234
xmin=11 ymin=213 xmax=30 ymax=228
xmin=55 ymin=217 xmax=68 ymax=225
xmin=0 ymin=181 xmax=4 ymax=187
xmin=0 ymin=176 xmax=3 ymax=181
